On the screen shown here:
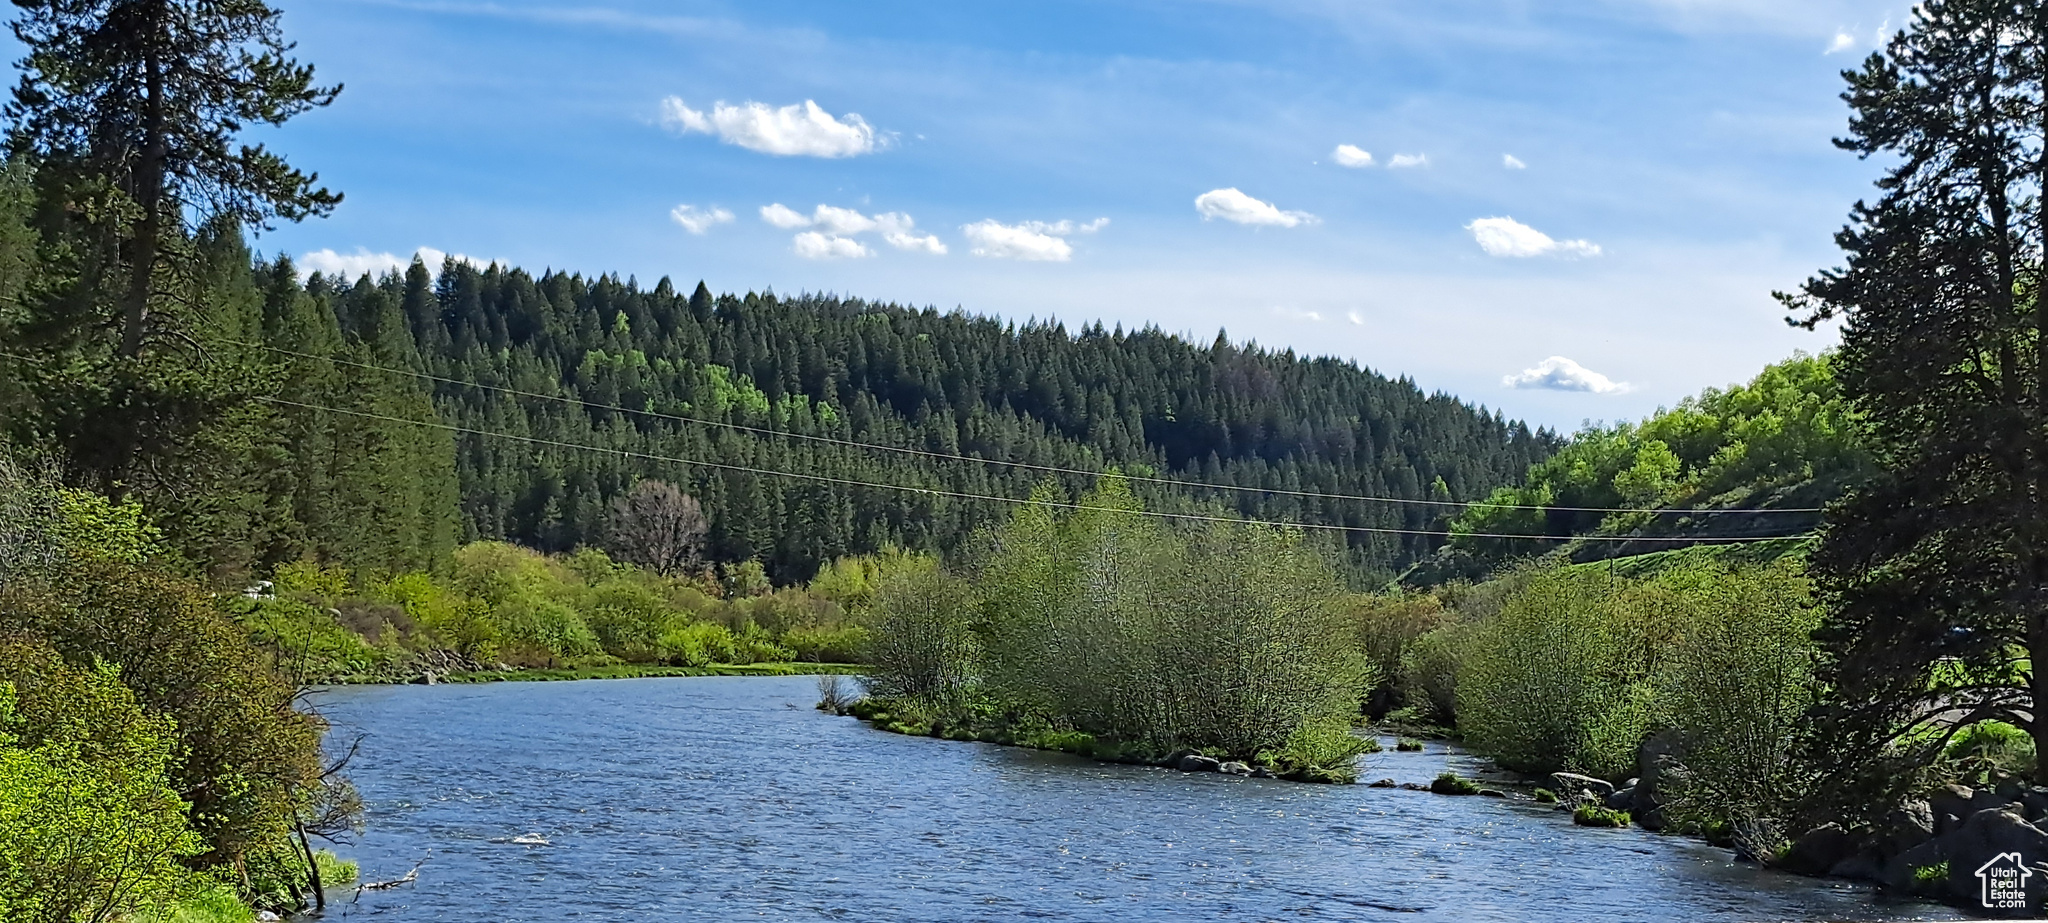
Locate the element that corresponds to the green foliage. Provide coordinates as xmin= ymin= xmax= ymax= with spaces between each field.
xmin=1945 ymin=721 xmax=2037 ymax=780
xmin=1533 ymin=788 xmax=1558 ymax=804
xmin=165 ymin=887 xmax=255 ymax=923
xmin=1781 ymin=2 xmax=2048 ymax=798
xmin=0 ymin=565 xmax=324 ymax=869
xmin=1572 ymin=805 xmax=1631 ymax=828
xmin=1459 ymin=566 xmax=1649 ymax=777
xmin=1430 ymin=771 xmax=1481 ymax=795
xmin=1913 ymin=862 xmax=1950 ymax=889
xmin=0 ymin=646 xmax=207 ymax=923
xmin=1441 ymin=353 xmax=1860 ymax=573
xmin=1395 ymin=738 xmax=1423 ymax=752
xmin=862 ymin=555 xmax=979 ymax=706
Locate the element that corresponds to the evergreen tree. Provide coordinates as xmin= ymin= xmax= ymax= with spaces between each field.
xmin=1784 ymin=0 xmax=2048 ymax=791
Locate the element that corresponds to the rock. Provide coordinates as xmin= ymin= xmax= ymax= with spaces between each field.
xmin=1827 ymin=851 xmax=1885 ymax=884
xmin=1881 ymin=800 xmax=1936 ymax=858
xmin=1399 ymin=782 xmax=1429 ymax=791
xmin=1633 ymin=729 xmax=1685 ymax=819
xmin=256 ymin=913 xmax=281 ymax=923
xmin=1550 ymin=772 xmax=1613 ymax=801
xmin=1932 ymin=783 xmax=2003 ymax=823
xmin=1218 ymin=761 xmax=1252 ymax=776
xmin=1250 ymin=767 xmax=1274 ymax=779
xmin=1478 ymin=789 xmax=1507 ymax=798
xmin=1882 ymin=837 xmax=1947 ymax=891
xmin=1781 ymin=823 xmax=1859 ymax=877
xmin=409 ymin=671 xmax=437 ymax=685
xmin=1605 ymin=787 xmax=1636 ymax=811
xmin=1177 ymin=754 xmax=1222 ymax=773
xmin=1941 ymin=807 xmax=2048 ymax=914
xmin=2019 ymin=788 xmax=2048 ymax=823
xmin=1368 ymin=778 xmax=1397 ymax=788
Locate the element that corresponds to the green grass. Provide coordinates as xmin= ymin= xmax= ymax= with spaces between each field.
xmin=1395 ymin=738 xmax=1424 ymax=752
xmin=1429 ymin=771 xmax=1481 ymax=795
xmin=314 ymin=849 xmax=358 ymax=886
xmin=1533 ymin=787 xmax=1558 ymax=804
xmin=1572 ymin=804 xmax=1631 ymax=828
xmin=162 ymin=886 xmax=253 ymax=923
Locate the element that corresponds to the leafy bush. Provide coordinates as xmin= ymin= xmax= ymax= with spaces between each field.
xmin=0 ymin=645 xmax=206 ymax=922
xmin=1945 ymin=721 xmax=2036 ymax=779
xmin=863 ymin=555 xmax=979 ymax=706
xmin=1533 ymin=788 xmax=1558 ymax=804
xmin=659 ymin=621 xmax=738 ymax=667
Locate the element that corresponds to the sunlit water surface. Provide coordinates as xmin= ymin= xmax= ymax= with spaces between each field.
xmin=311 ymin=676 xmax=1959 ymax=922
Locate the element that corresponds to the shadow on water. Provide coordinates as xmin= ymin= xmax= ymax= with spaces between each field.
xmin=309 ymin=676 xmax=1961 ymax=923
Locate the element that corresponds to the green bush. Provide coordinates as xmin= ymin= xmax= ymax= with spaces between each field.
xmin=1945 ymin=721 xmax=2036 ymax=778
xmin=659 ymin=621 xmax=738 ymax=667
xmin=1395 ymin=738 xmax=1423 ymax=752
xmin=0 ymin=646 xmax=206 ymax=922
xmin=782 ymin=625 xmax=871 ymax=663
xmin=1534 ymin=788 xmax=1558 ymax=804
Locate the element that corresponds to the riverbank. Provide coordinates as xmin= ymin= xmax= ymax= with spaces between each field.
xmin=830 ymin=694 xmax=1374 ymax=783
xmin=331 ymin=662 xmax=867 ymax=685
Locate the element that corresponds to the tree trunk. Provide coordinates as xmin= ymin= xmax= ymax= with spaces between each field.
xmin=120 ymin=10 xmax=167 ymax=358
xmin=296 ymin=822 xmax=326 ymax=911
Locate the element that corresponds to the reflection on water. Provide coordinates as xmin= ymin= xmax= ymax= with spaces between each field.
xmin=312 ymin=676 xmax=1957 ymax=922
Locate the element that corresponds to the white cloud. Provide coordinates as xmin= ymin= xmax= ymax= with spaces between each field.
xmin=962 ymin=219 xmax=1075 ymax=261
xmin=792 ymin=231 xmax=872 ymax=260
xmin=298 ymin=246 xmax=490 ymax=280
xmin=1825 ymin=30 xmax=1855 ymax=53
xmin=1387 ymin=153 xmax=1429 ymax=169
xmin=1466 ymin=216 xmax=1602 ymax=258
xmin=764 ymin=204 xmax=946 ymax=255
xmin=1503 ymin=154 xmax=1527 ymax=170
xmin=1347 ymin=311 xmax=1365 ymax=326
xmin=1273 ymin=306 xmax=1323 ymax=322
xmin=1503 ymin=356 xmax=1631 ymax=394
xmin=670 ymin=204 xmax=734 ymax=235
xmin=659 ymin=96 xmax=878 ymax=158
xmin=760 ymin=203 xmax=812 ymax=229
xmin=1332 ymin=144 xmax=1374 ymax=168
xmin=1194 ymin=188 xmax=1315 ymax=227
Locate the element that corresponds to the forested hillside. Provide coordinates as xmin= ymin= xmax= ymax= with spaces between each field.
xmin=6 ymin=198 xmax=1555 ymax=582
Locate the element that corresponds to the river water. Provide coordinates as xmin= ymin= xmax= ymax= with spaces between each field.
xmin=311 ymin=676 xmax=1958 ymax=922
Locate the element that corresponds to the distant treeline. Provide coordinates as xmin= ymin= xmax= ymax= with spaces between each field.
xmin=0 ymin=189 xmax=1556 ymax=584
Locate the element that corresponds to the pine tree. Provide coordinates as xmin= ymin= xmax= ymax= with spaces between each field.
xmin=1784 ymin=0 xmax=2048 ymax=791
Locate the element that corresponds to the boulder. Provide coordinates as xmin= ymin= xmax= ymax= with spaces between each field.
xmin=1550 ymin=772 xmax=1614 ymax=801
xmin=1941 ymin=807 xmax=2048 ymax=915
xmin=1250 ymin=766 xmax=1274 ymax=779
xmin=1368 ymin=778 xmax=1396 ymax=788
xmin=1882 ymin=837 xmax=1948 ymax=891
xmin=1218 ymin=761 xmax=1252 ymax=776
xmin=1633 ymin=729 xmax=1685 ymax=817
xmin=1828 ymin=851 xmax=1885 ymax=884
xmin=1880 ymin=800 xmax=1936 ymax=858
xmin=1605 ymin=787 xmax=1636 ymax=811
xmin=1781 ymin=823 xmax=1859 ymax=877
xmin=1177 ymin=754 xmax=1222 ymax=773
xmin=1478 ymin=789 xmax=1507 ymax=798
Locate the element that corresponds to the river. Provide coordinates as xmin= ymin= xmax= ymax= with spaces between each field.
xmin=311 ymin=675 xmax=1959 ymax=922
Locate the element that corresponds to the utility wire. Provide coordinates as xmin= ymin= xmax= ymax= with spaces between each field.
xmin=243 ymin=342 xmax=1825 ymax=516
xmin=257 ymin=396 xmax=1810 ymax=545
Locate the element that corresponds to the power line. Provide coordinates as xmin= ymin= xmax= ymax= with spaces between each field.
xmin=258 ymin=396 xmax=1809 ymax=545
xmin=245 ymin=342 xmax=1825 ymax=516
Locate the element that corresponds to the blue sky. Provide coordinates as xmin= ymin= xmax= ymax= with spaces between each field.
xmin=254 ymin=0 xmax=1905 ymax=431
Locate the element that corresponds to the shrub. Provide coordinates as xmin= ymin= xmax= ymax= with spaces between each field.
xmin=659 ymin=621 xmax=738 ymax=667
xmin=1395 ymin=738 xmax=1423 ymax=752
xmin=1399 ymin=621 xmax=1476 ymax=724
xmin=0 ymin=642 xmax=206 ymax=921
xmin=782 ymin=625 xmax=871 ymax=663
xmin=1459 ymin=567 xmax=1648 ymax=776
xmin=863 ymin=555 xmax=979 ymax=706
xmin=1912 ymin=861 xmax=1949 ymax=890
xmin=1533 ymin=788 xmax=1559 ymax=804
xmin=1945 ymin=721 xmax=2036 ymax=779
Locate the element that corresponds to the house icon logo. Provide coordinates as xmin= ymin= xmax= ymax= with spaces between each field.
xmin=1977 ymin=851 xmax=2033 ymax=910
